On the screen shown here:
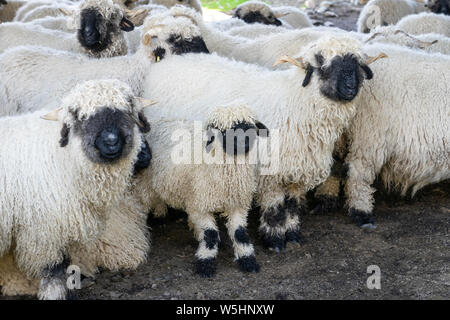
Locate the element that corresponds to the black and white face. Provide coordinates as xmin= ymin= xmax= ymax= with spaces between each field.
xmin=425 ymin=0 xmax=449 ymax=14
xmin=234 ymin=8 xmax=282 ymax=26
xmin=0 ymin=0 xmax=7 ymax=6
xmin=61 ymin=107 xmax=140 ymax=164
xmin=77 ymin=7 xmax=134 ymax=53
xmin=302 ymin=53 xmax=373 ymax=102
xmin=206 ymin=121 xmax=269 ymax=156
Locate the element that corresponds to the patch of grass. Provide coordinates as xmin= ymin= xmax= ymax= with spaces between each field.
xmin=202 ymin=0 xmax=269 ymax=12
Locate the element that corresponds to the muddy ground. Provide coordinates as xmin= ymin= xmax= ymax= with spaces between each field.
xmin=2 ymin=1 xmax=449 ymax=300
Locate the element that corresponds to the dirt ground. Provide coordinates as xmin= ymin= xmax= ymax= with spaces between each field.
xmin=2 ymin=1 xmax=449 ymax=300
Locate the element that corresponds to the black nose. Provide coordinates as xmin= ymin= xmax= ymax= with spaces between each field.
xmin=95 ymin=128 xmax=124 ymax=160
xmin=82 ymin=25 xmax=100 ymax=44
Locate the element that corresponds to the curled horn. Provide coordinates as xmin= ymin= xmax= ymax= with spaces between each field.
xmin=59 ymin=7 xmax=72 ymax=16
xmin=273 ymin=55 xmax=306 ymax=69
xmin=394 ymin=29 xmax=438 ymax=48
xmin=365 ymin=32 xmax=382 ymax=43
xmin=366 ymin=52 xmax=388 ymax=64
xmin=138 ymin=97 xmax=158 ymax=108
xmin=41 ymin=108 xmax=62 ymax=121
xmin=274 ymin=12 xmax=290 ymax=18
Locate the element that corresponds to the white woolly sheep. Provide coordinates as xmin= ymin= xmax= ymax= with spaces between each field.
xmin=141 ymin=35 xmax=386 ymax=251
xmin=13 ymin=0 xmax=71 ymax=21
xmin=0 ymin=0 xmax=138 ymax=58
xmin=16 ymin=2 xmax=75 ymax=23
xmin=396 ymin=11 xmax=450 ymax=36
xmin=29 ymin=16 xmax=74 ymax=32
xmin=425 ymin=0 xmax=450 ymax=14
xmin=357 ymin=0 xmax=427 ymax=33
xmin=342 ymin=44 xmax=450 ymax=227
xmin=365 ymin=25 xmax=450 ymax=54
xmin=226 ymin=23 xmax=288 ymax=39
xmin=0 ymin=12 xmax=208 ymax=116
xmin=137 ymin=105 xmax=268 ymax=277
xmin=132 ymin=0 xmax=202 ymax=13
xmin=0 ymin=79 xmax=151 ymax=299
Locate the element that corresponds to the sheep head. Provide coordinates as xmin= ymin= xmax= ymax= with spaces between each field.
xmin=274 ymin=36 xmax=387 ymax=102
xmin=141 ymin=10 xmax=209 ymax=63
xmin=232 ymin=1 xmax=283 ymax=26
xmin=41 ymin=80 xmax=154 ymax=166
xmin=206 ymin=106 xmax=269 ymax=156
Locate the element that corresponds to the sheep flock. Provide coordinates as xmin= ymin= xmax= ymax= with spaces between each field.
xmin=0 ymin=0 xmax=448 ymax=299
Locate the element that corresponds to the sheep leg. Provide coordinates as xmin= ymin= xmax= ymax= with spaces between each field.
xmin=345 ymin=157 xmax=377 ymax=228
xmin=258 ymin=184 xmax=288 ymax=252
xmin=37 ymin=257 xmax=71 ymax=300
xmin=225 ymin=209 xmax=260 ymax=273
xmin=188 ymin=212 xmax=220 ymax=277
xmin=284 ymin=186 xmax=307 ymax=245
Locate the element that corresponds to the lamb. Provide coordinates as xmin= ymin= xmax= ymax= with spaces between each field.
xmin=357 ymin=0 xmax=427 ymax=33
xmin=396 ymin=12 xmax=450 ymax=36
xmin=231 ymin=1 xmax=312 ymax=29
xmin=425 ymin=0 xmax=450 ymax=14
xmin=365 ymin=26 xmax=450 ymax=54
xmin=0 ymin=79 xmax=151 ymax=299
xmin=0 ymin=12 xmax=208 ymax=116
xmin=0 ymin=0 xmax=138 ymax=58
xmin=343 ymin=44 xmax=450 ymax=226
xmin=141 ymin=35 xmax=386 ymax=251
xmin=136 ymin=106 xmax=268 ymax=277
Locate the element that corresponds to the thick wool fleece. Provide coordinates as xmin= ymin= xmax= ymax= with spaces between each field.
xmin=396 ymin=12 xmax=450 ymax=36
xmin=344 ymin=44 xmax=450 ymax=214
xmin=0 ymin=80 xmax=144 ymax=296
xmin=357 ymin=0 xmax=427 ymax=33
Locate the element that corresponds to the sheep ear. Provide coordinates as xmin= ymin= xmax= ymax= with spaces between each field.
xmin=138 ymin=97 xmax=157 ymax=108
xmin=142 ymin=33 xmax=151 ymax=46
xmin=41 ymin=108 xmax=62 ymax=121
xmin=393 ymin=30 xmax=438 ymax=48
xmin=302 ymin=64 xmax=314 ymax=87
xmin=137 ymin=111 xmax=151 ymax=133
xmin=224 ymin=10 xmax=233 ymax=16
xmin=125 ymin=8 xmax=148 ymax=27
xmin=273 ymin=55 xmax=306 ymax=69
xmin=59 ymin=123 xmax=70 ymax=148
xmin=205 ymin=134 xmax=215 ymax=153
xmin=255 ymin=121 xmax=269 ymax=137
xmin=120 ymin=17 xmax=135 ymax=32
xmin=366 ymin=52 xmax=388 ymax=64
xmin=59 ymin=8 xmax=73 ymax=16
xmin=360 ymin=63 xmax=373 ymax=80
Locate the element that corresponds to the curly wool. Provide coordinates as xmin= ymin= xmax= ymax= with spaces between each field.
xmin=344 ymin=44 xmax=450 ymax=215
xmin=357 ymin=0 xmax=427 ymax=33
xmin=396 ymin=12 xmax=450 ymax=36
xmin=0 ymin=0 xmax=25 ymax=22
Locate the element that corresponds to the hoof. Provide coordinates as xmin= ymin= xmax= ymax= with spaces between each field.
xmin=285 ymin=229 xmax=302 ymax=244
xmin=195 ymin=258 xmax=216 ymax=278
xmin=261 ymin=233 xmax=286 ymax=252
xmin=237 ymin=255 xmax=260 ymax=273
xmin=349 ymin=208 xmax=375 ymax=227
xmin=311 ymin=195 xmax=339 ymax=214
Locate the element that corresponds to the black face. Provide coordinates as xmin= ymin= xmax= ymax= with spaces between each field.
xmin=427 ymin=0 xmax=450 ymax=14
xmin=206 ymin=121 xmax=269 ymax=156
xmin=167 ymin=34 xmax=210 ymax=55
xmin=77 ymin=8 xmax=134 ymax=53
xmin=0 ymin=0 xmax=7 ymax=5
xmin=235 ymin=9 xmax=282 ymax=26
xmin=303 ymin=53 xmax=373 ymax=102
xmin=65 ymin=107 xmax=136 ymax=163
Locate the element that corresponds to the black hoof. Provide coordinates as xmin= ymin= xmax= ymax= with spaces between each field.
xmin=237 ymin=255 xmax=260 ymax=273
xmin=195 ymin=258 xmax=216 ymax=278
xmin=261 ymin=233 xmax=286 ymax=252
xmin=285 ymin=229 xmax=302 ymax=244
xmin=349 ymin=208 xmax=375 ymax=227
xmin=312 ymin=195 xmax=339 ymax=214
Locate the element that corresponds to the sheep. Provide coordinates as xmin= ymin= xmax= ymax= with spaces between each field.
xmin=227 ymin=23 xmax=287 ymax=39
xmin=396 ymin=11 xmax=450 ymax=36
xmin=365 ymin=26 xmax=450 ymax=54
xmin=0 ymin=12 xmax=208 ymax=117
xmin=135 ymin=106 xmax=268 ymax=277
xmin=13 ymin=0 xmax=73 ymax=22
xmin=29 ymin=16 xmax=74 ymax=33
xmin=16 ymin=2 xmax=75 ymax=23
xmin=425 ymin=0 xmax=450 ymax=14
xmin=231 ymin=1 xmax=312 ymax=29
xmin=357 ymin=0 xmax=427 ymax=33
xmin=0 ymin=0 xmax=138 ymax=58
xmin=342 ymin=44 xmax=450 ymax=227
xmin=141 ymin=35 xmax=386 ymax=251
xmin=0 ymin=0 xmax=25 ymax=22
xmin=131 ymin=0 xmax=202 ymax=13
xmin=0 ymin=79 xmax=151 ymax=299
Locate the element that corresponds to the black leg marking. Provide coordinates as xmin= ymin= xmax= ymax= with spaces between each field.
xmin=260 ymin=233 xmax=286 ymax=252
xmin=196 ymin=258 xmax=216 ymax=278
xmin=349 ymin=208 xmax=375 ymax=228
xmin=312 ymin=195 xmax=340 ymax=214
xmin=237 ymin=255 xmax=260 ymax=273
xmin=234 ymin=226 xmax=250 ymax=244
xmin=262 ymin=203 xmax=286 ymax=227
xmin=285 ymin=229 xmax=302 ymax=244
xmin=204 ymin=229 xmax=219 ymax=249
